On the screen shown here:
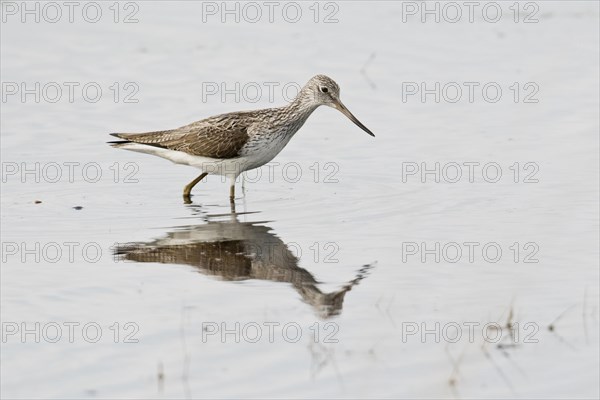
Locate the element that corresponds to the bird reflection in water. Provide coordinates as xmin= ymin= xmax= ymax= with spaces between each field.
xmin=114 ymin=207 xmax=373 ymax=318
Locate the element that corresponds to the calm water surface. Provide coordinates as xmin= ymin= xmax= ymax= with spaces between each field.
xmin=1 ymin=2 xmax=598 ymax=398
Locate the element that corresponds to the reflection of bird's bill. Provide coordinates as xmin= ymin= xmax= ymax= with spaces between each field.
xmin=333 ymin=99 xmax=376 ymax=137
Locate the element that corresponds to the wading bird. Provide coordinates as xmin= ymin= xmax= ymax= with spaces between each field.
xmin=109 ymin=75 xmax=374 ymax=202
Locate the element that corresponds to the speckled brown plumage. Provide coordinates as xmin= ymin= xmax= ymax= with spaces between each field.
xmin=110 ymin=115 xmax=251 ymax=159
xmin=109 ymin=75 xmax=374 ymax=200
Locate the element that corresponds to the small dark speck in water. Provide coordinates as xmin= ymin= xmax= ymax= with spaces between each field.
xmin=73 ymin=206 xmax=83 ymax=210
xmin=157 ymin=362 xmax=165 ymax=389
xmin=34 ymin=200 xmax=42 ymax=204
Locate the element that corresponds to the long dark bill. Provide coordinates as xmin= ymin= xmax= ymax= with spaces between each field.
xmin=334 ymin=100 xmax=375 ymax=137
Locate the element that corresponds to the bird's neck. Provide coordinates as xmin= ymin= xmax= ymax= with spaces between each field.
xmin=280 ymin=89 xmax=320 ymax=124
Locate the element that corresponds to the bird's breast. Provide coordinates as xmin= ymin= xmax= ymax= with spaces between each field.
xmin=239 ymin=125 xmax=298 ymax=160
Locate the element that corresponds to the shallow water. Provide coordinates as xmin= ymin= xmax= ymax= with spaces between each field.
xmin=1 ymin=1 xmax=599 ymax=398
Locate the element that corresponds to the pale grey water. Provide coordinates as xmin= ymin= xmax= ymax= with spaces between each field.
xmin=1 ymin=2 xmax=599 ymax=399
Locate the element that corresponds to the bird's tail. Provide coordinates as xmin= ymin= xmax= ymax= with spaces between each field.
xmin=107 ymin=133 xmax=133 ymax=147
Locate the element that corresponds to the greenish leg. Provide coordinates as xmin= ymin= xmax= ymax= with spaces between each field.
xmin=183 ymin=172 xmax=208 ymax=198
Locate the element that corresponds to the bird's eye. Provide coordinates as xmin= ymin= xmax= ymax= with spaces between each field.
xmin=320 ymin=87 xmax=328 ymax=93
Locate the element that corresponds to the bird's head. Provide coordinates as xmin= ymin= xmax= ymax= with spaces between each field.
xmin=301 ymin=74 xmax=375 ymax=137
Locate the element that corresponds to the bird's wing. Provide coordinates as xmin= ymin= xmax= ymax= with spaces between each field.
xmin=110 ymin=122 xmax=250 ymax=159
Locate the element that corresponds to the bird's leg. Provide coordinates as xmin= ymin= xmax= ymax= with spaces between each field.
xmin=241 ymin=173 xmax=246 ymax=196
xmin=229 ymin=176 xmax=236 ymax=203
xmin=229 ymin=184 xmax=235 ymax=203
xmin=183 ymin=172 xmax=208 ymax=200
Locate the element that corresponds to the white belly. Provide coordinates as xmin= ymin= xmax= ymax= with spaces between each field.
xmin=118 ymin=142 xmax=267 ymax=179
xmin=117 ymin=125 xmax=297 ymax=181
